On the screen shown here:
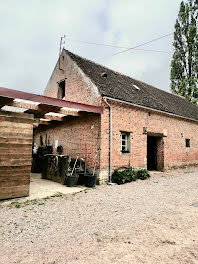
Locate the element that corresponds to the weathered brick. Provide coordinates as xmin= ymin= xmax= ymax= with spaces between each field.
xmin=34 ymin=53 xmax=198 ymax=184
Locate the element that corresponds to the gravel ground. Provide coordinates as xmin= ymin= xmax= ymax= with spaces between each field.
xmin=0 ymin=167 xmax=198 ymax=264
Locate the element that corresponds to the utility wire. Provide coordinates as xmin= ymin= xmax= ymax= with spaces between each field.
xmin=110 ymin=32 xmax=174 ymax=57
xmin=134 ymin=48 xmax=171 ymax=54
xmin=65 ymin=35 xmax=173 ymax=54
xmin=65 ymin=38 xmax=127 ymax=49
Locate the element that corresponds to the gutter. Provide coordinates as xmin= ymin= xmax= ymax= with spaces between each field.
xmin=103 ymin=96 xmax=198 ymax=124
xmin=103 ymin=97 xmax=112 ymax=183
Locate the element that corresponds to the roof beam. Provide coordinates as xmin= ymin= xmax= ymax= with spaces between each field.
xmin=0 ymin=87 xmax=103 ymax=114
xmin=35 ymin=115 xmax=66 ymax=122
xmin=43 ymin=115 xmax=64 ymax=121
xmin=0 ymin=99 xmax=80 ymax=117
xmin=0 ymin=97 xmax=14 ymax=109
xmin=34 ymin=120 xmax=51 ymax=126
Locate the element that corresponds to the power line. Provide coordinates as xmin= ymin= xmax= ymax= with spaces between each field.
xmin=110 ymin=32 xmax=174 ymax=57
xmin=65 ymin=35 xmax=173 ymax=54
xmin=65 ymin=38 xmax=127 ymax=49
xmin=120 ymin=48 xmax=171 ymax=54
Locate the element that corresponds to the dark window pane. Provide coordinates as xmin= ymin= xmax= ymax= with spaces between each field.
xmin=122 ymin=135 xmax=126 ymax=140
xmin=186 ymin=139 xmax=190 ymax=148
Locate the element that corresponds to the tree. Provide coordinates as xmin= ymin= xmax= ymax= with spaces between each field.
xmin=171 ymin=0 xmax=198 ymax=104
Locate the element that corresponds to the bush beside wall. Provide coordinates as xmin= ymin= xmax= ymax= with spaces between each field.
xmin=112 ymin=166 xmax=150 ymax=185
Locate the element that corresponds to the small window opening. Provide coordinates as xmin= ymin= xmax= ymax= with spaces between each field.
xmin=58 ymin=80 xmax=65 ymax=99
xmin=186 ymin=139 xmax=190 ymax=148
xmin=120 ymin=132 xmax=131 ymax=153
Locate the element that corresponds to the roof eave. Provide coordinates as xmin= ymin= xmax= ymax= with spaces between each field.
xmin=103 ymin=96 xmax=198 ymax=123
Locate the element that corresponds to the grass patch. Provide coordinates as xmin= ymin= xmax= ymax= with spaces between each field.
xmin=50 ymin=192 xmax=63 ymax=198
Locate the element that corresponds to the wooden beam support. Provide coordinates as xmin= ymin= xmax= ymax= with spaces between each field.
xmin=0 ymin=100 xmax=80 ymax=117
xmin=0 ymin=97 xmax=14 ymax=109
xmin=43 ymin=115 xmax=65 ymax=122
xmin=0 ymin=87 xmax=103 ymax=114
xmin=34 ymin=115 xmax=65 ymax=122
xmin=34 ymin=120 xmax=51 ymax=126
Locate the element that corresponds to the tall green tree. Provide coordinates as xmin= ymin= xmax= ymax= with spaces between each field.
xmin=171 ymin=0 xmax=198 ymax=104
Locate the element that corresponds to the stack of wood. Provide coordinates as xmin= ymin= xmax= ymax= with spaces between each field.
xmin=0 ymin=111 xmax=33 ymax=199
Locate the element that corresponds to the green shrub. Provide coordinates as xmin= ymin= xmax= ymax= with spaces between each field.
xmin=112 ymin=166 xmax=136 ymax=184
xmin=112 ymin=169 xmax=124 ymax=184
xmin=136 ymin=168 xmax=150 ymax=180
xmin=131 ymin=174 xmax=137 ymax=181
xmin=112 ymin=167 xmax=150 ymax=184
xmin=124 ymin=166 xmax=136 ymax=182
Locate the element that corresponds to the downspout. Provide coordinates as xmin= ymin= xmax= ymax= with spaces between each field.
xmin=103 ymin=97 xmax=112 ymax=183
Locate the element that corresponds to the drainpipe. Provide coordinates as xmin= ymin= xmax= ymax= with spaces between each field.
xmin=103 ymin=97 xmax=112 ymax=183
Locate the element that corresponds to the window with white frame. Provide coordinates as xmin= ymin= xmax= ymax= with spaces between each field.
xmin=120 ymin=132 xmax=131 ymax=153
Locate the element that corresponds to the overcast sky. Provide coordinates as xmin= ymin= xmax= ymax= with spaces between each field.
xmin=0 ymin=0 xmax=181 ymax=95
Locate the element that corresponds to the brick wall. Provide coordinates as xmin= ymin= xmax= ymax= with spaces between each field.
xmin=0 ymin=111 xmax=33 ymax=199
xmin=34 ymin=99 xmax=198 ymax=184
xmin=34 ymin=113 xmax=101 ymax=173
xmin=156 ymin=137 xmax=164 ymax=170
xmin=38 ymin=51 xmax=198 ymax=185
xmin=99 ymin=100 xmax=198 ymax=182
xmin=44 ymin=50 xmax=101 ymax=106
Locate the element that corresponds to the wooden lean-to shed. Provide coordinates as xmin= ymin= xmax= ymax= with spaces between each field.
xmin=0 ymin=110 xmax=33 ymax=200
xmin=0 ymin=87 xmax=102 ymax=199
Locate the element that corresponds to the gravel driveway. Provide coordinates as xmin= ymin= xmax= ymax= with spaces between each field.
xmin=1 ymin=168 xmax=198 ymax=264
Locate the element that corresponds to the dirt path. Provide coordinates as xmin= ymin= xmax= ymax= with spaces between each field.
xmin=1 ymin=168 xmax=198 ymax=264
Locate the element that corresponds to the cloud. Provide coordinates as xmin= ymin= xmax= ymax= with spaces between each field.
xmin=0 ymin=0 xmax=180 ymax=94
xmin=100 ymin=0 xmax=180 ymax=91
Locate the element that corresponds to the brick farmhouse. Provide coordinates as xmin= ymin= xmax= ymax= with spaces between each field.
xmin=34 ymin=49 xmax=198 ymax=184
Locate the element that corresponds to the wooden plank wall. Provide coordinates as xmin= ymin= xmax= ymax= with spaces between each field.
xmin=0 ymin=111 xmax=33 ymax=199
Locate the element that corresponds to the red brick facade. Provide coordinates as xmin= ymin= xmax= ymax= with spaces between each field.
xmin=44 ymin=51 xmax=101 ymax=106
xmin=34 ymin=113 xmax=101 ymax=173
xmin=100 ymin=101 xmax=198 ymax=177
xmin=34 ymin=51 xmax=198 ymax=184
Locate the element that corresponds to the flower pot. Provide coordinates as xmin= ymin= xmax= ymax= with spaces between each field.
xmin=78 ymin=172 xmax=85 ymax=185
xmin=65 ymin=173 xmax=79 ymax=187
xmin=84 ymin=173 xmax=96 ymax=188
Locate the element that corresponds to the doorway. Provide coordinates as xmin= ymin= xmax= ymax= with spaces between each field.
xmin=147 ymin=135 xmax=164 ymax=171
xmin=147 ymin=136 xmax=157 ymax=170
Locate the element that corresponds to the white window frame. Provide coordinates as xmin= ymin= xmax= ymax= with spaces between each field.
xmin=120 ymin=132 xmax=131 ymax=153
